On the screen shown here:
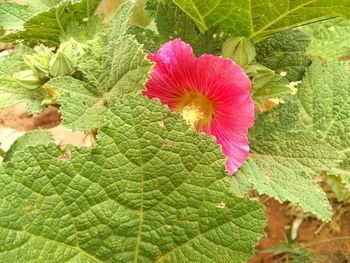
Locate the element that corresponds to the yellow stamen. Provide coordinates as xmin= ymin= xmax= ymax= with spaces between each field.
xmin=176 ymin=92 xmax=214 ymax=129
xmin=182 ymin=104 xmax=204 ymax=126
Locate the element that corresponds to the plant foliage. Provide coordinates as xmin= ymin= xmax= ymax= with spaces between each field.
xmin=1 ymin=0 xmax=350 ymax=261
xmin=0 ymin=96 xmax=266 ymax=262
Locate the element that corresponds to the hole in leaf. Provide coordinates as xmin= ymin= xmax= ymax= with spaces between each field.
xmin=58 ymin=149 xmax=71 ymax=160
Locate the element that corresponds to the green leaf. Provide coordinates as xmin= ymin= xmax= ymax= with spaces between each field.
xmin=296 ymin=61 xmax=350 ymax=192
xmin=79 ymin=1 xmax=153 ymax=106
xmin=4 ymin=130 xmax=54 ymax=162
xmin=232 ymin=100 xmax=337 ymax=221
xmin=235 ymin=156 xmax=333 ymax=221
xmin=0 ymin=2 xmax=31 ymax=30
xmin=130 ymin=2 xmax=222 ymax=56
xmin=46 ymin=77 xmax=107 ymax=131
xmin=337 ymin=169 xmax=350 ymax=192
xmin=156 ymin=1 xmax=195 ymax=42
xmin=42 ymin=2 xmax=152 ymax=132
xmin=64 ymin=15 xmax=104 ymax=43
xmin=253 ymin=84 xmax=291 ymax=100
xmin=26 ymin=0 xmax=65 ymax=12
xmin=0 ymin=96 xmax=266 ymax=262
xmin=171 ymin=0 xmax=350 ymax=42
xmin=127 ymin=25 xmax=162 ymax=53
xmin=156 ymin=2 xmax=222 ymax=56
xmin=301 ymin=17 xmax=350 ymax=60
xmin=0 ymin=0 xmax=61 ymax=30
xmin=233 ymin=60 xmax=350 ymax=220
xmin=326 ymin=175 xmax=350 ymax=202
xmin=145 ymin=0 xmax=158 ymax=15
xmin=0 ymin=46 xmax=45 ymax=113
xmin=256 ymin=30 xmax=311 ymax=82
xmin=0 ymin=0 xmax=101 ymax=46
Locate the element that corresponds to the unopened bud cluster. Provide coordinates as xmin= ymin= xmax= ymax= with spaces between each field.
xmin=221 ymin=37 xmax=256 ymax=67
xmin=12 ymin=38 xmax=85 ymax=90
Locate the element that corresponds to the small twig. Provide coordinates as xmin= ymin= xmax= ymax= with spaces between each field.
xmin=314 ymin=221 xmax=327 ymax=236
xmin=300 ymin=236 xmax=350 ymax=247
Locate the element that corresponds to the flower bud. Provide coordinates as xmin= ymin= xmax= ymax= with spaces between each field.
xmin=12 ymin=70 xmax=41 ymax=90
xmin=221 ymin=37 xmax=256 ymax=67
xmin=59 ymin=38 xmax=86 ymax=64
xmin=247 ymin=64 xmax=275 ymax=89
xmin=23 ymin=45 xmax=53 ymax=78
xmin=253 ymin=84 xmax=291 ymax=99
xmin=49 ymin=50 xmax=74 ymax=77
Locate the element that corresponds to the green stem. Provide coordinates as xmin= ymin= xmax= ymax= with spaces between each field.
xmin=0 ymin=147 xmax=5 ymax=158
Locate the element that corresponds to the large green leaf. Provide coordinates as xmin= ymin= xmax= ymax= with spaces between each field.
xmin=171 ymin=0 xmax=350 ymax=42
xmin=0 ymin=0 xmax=62 ymax=30
xmin=296 ymin=61 xmax=350 ymax=191
xmin=301 ymin=17 xmax=350 ymax=60
xmin=0 ymin=2 xmax=32 ymax=30
xmin=232 ymin=101 xmax=337 ymax=221
xmin=0 ymin=46 xmax=45 ymax=114
xmin=0 ymin=96 xmax=266 ymax=262
xmin=0 ymin=0 xmax=101 ymax=46
xmin=232 ymin=60 xmax=350 ymax=221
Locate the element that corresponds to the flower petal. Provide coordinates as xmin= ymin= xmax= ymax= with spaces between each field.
xmin=144 ymin=39 xmax=254 ymax=174
xmin=206 ymin=96 xmax=254 ymax=174
xmin=145 ymin=39 xmax=196 ymax=108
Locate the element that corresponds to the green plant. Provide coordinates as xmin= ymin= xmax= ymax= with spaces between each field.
xmin=1 ymin=0 xmax=350 ymax=261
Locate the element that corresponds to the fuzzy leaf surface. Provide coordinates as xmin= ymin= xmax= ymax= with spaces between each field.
xmin=301 ymin=17 xmax=350 ymax=60
xmin=4 ymin=130 xmax=54 ymax=161
xmin=46 ymin=77 xmax=107 ymax=132
xmin=296 ymin=61 xmax=350 ymax=192
xmin=128 ymin=25 xmax=162 ymax=53
xmin=156 ymin=2 xmax=222 ymax=56
xmin=0 ymin=46 xmax=44 ymax=113
xmin=171 ymin=0 xmax=350 ymax=42
xmin=78 ymin=1 xmax=153 ymax=107
xmin=256 ymin=30 xmax=311 ymax=81
xmin=0 ymin=96 xmax=266 ymax=262
xmin=232 ymin=101 xmax=338 ymax=221
xmin=45 ymin=2 xmax=152 ymax=132
xmin=130 ymin=2 xmax=222 ymax=56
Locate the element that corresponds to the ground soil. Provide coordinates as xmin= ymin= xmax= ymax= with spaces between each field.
xmin=0 ymin=104 xmax=61 ymax=130
xmin=250 ymin=198 xmax=350 ymax=263
xmin=0 ymin=105 xmax=90 ymax=151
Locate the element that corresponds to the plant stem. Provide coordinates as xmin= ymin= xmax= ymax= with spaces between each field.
xmin=0 ymin=147 xmax=5 ymax=158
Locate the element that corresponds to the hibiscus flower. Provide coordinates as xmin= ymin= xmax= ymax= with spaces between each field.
xmin=144 ymin=39 xmax=254 ymax=174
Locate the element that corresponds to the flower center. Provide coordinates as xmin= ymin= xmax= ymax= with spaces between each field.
xmin=176 ymin=92 xmax=214 ymax=129
xmin=182 ymin=104 xmax=204 ymax=126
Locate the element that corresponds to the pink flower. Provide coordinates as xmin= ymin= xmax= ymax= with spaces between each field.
xmin=144 ymin=39 xmax=254 ymax=174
